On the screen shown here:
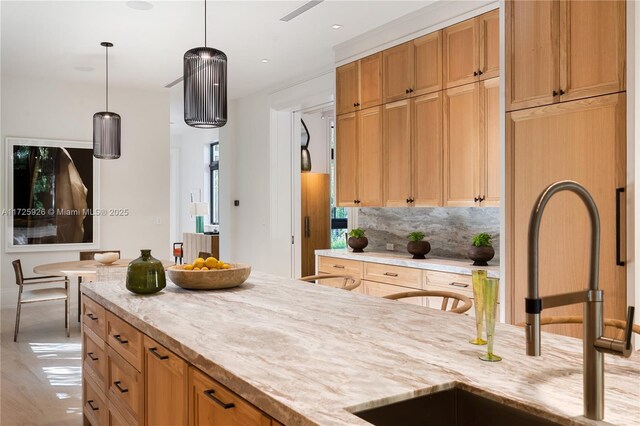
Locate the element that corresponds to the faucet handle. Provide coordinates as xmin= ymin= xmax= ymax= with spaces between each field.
xmin=595 ymin=306 xmax=634 ymax=358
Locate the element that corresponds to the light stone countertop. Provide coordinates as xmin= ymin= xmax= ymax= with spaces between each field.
xmin=315 ymin=249 xmax=500 ymax=278
xmin=82 ymin=272 xmax=639 ymax=426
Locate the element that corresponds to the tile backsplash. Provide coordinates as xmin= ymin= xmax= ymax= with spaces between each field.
xmin=358 ymin=207 xmax=500 ymax=262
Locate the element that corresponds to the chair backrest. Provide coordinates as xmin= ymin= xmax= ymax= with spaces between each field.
xmin=384 ymin=290 xmax=473 ymax=314
xmin=80 ymin=250 xmax=121 ymax=261
xmin=198 ymin=252 xmax=213 ymax=259
xmin=536 ymin=316 xmax=640 ymax=341
xmin=298 ymin=274 xmax=361 ymax=291
xmin=12 ymin=260 xmax=24 ymax=285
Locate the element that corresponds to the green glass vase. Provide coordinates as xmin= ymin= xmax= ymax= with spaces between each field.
xmin=126 ymin=250 xmax=166 ymax=295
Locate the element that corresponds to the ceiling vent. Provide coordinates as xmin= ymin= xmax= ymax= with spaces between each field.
xmin=280 ymin=0 xmax=324 ymax=22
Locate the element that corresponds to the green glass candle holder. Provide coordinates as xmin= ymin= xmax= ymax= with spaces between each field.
xmin=469 ymin=270 xmax=487 ymax=345
xmin=479 ymin=277 xmax=502 ymax=362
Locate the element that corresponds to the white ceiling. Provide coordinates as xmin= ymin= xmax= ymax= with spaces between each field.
xmin=1 ymin=1 xmax=434 ymax=100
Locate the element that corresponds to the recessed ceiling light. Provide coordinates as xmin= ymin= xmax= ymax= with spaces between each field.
xmin=332 ymin=24 xmax=342 ymax=29
xmin=74 ymin=66 xmax=94 ymax=72
xmin=260 ymin=59 xmax=270 ymax=63
xmin=126 ymin=1 xmax=153 ymax=11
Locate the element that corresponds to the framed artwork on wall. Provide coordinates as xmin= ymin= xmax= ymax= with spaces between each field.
xmin=5 ymin=137 xmax=100 ymax=252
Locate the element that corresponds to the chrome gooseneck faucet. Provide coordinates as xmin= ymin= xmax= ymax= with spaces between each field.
xmin=525 ymin=180 xmax=635 ymax=421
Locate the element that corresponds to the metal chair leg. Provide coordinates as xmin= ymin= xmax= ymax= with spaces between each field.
xmin=14 ymin=289 xmax=22 ymax=342
xmin=77 ymin=276 xmax=82 ymax=322
xmin=66 ymin=279 xmax=70 ymax=337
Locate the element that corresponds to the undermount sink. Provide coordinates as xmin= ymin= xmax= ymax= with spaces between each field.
xmin=353 ymin=387 xmax=562 ymax=426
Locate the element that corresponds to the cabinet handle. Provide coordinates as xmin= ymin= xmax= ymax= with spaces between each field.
xmin=86 ymin=313 xmax=98 ymax=321
xmin=203 ymin=389 xmax=236 ymax=409
xmin=406 ymin=198 xmax=411 ymax=204
xmin=87 ymin=400 xmax=99 ymax=411
xmin=113 ymin=381 xmax=128 ymax=393
xmin=478 ymin=69 xmax=483 ymax=75
xmin=405 ymin=88 xmax=410 ymax=94
xmin=616 ymin=187 xmax=625 ymax=266
xmin=304 ymin=217 xmax=310 ymax=238
xmin=113 ymin=334 xmax=128 ymax=345
xmin=478 ymin=196 xmax=485 ymax=203
xmin=473 ymin=71 xmax=478 ymax=76
xmin=355 ymin=102 xmax=360 ymax=106
xmin=148 ymin=347 xmax=169 ymax=360
xmin=384 ymin=272 xmax=398 ymax=277
xmin=87 ymin=352 xmax=99 ymax=361
xmin=333 ymin=265 xmax=345 ymax=269
xmin=559 ymin=89 xmax=565 ymax=96
xmin=450 ymin=282 xmax=470 ymax=288
xmin=552 ymin=90 xmax=558 ymax=97
xmin=409 ymin=88 xmax=414 ymax=93
xmin=474 ymin=196 xmax=480 ymax=202
xmin=353 ymin=102 xmax=357 ymax=107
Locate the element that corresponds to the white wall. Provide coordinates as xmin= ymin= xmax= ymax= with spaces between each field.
xmin=0 ymin=75 xmax=170 ymax=307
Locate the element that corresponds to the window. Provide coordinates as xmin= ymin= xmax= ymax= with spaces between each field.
xmin=329 ymin=118 xmax=348 ymax=249
xmin=209 ymin=142 xmax=219 ymax=225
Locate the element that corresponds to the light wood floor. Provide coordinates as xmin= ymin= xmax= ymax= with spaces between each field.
xmin=1 ymin=300 xmax=82 ymax=425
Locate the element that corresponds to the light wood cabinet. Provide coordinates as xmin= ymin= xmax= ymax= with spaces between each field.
xmin=479 ymin=77 xmax=500 ymax=206
xmin=413 ymin=31 xmax=442 ymax=96
xmin=335 ymin=112 xmax=358 ymax=206
xmin=383 ymin=42 xmax=413 ymax=103
xmin=479 ymin=9 xmax=499 ymax=80
xmin=83 ymin=376 xmax=108 ymax=426
xmin=358 ymin=106 xmax=384 ymax=206
xmin=507 ymin=93 xmax=626 ymax=337
xmin=383 ymin=100 xmax=412 ymax=206
xmin=363 ymin=280 xmax=425 ymax=306
xmin=412 ymin=92 xmax=443 ymax=206
xmin=107 ymin=347 xmax=144 ymax=424
xmin=443 ymin=17 xmax=478 ymax=89
xmin=359 ymin=53 xmax=383 ymax=110
xmin=443 ymin=83 xmax=480 ymax=207
xmin=189 ymin=367 xmax=271 ymax=426
xmin=364 ymin=262 xmax=422 ymax=289
xmin=506 ymin=0 xmax=625 ymax=111
xmin=336 ymin=62 xmax=359 ymax=116
xmin=144 ymin=336 xmax=188 ymax=426
xmin=317 ymin=256 xmax=363 ymax=278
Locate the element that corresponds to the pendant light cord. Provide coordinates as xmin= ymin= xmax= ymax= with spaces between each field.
xmin=105 ymin=45 xmax=109 ymax=111
xmin=204 ymin=0 xmax=207 ymax=48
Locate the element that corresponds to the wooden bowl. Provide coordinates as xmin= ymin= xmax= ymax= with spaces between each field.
xmin=94 ymin=252 xmax=120 ymax=265
xmin=166 ymin=264 xmax=251 ymax=290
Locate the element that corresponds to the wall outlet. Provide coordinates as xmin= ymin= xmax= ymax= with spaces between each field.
xmin=386 ymin=243 xmax=395 ymax=251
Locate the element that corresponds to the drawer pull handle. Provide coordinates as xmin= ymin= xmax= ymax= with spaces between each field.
xmin=384 ymin=272 xmax=398 ymax=277
xmin=333 ymin=265 xmax=345 ymax=269
xmin=113 ymin=334 xmax=128 ymax=344
xmin=87 ymin=352 xmax=99 ymax=361
xmin=449 ymin=282 xmax=469 ymax=288
xmin=87 ymin=400 xmax=99 ymax=411
xmin=86 ymin=313 xmax=99 ymax=321
xmin=149 ymin=347 xmax=169 ymax=360
xmin=203 ymin=389 xmax=236 ymax=409
xmin=113 ymin=381 xmax=129 ymax=393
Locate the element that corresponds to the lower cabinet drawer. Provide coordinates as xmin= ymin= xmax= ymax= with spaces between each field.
xmin=317 ymin=256 xmax=363 ymax=278
xmin=83 ymin=326 xmax=107 ymax=393
xmin=107 ymin=347 xmax=144 ymax=424
xmin=82 ymin=296 xmax=107 ymax=341
xmin=106 ymin=311 xmax=143 ymax=372
xmin=364 ymin=263 xmax=422 ymax=289
xmin=363 ymin=280 xmax=424 ymax=306
xmin=424 ymin=271 xmax=474 ymax=299
xmin=108 ymin=398 xmax=138 ymax=426
xmin=83 ymin=376 xmax=108 ymax=426
xmin=189 ymin=367 xmax=271 ymax=426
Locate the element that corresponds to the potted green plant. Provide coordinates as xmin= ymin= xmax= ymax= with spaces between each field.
xmin=347 ymin=228 xmax=368 ymax=253
xmin=467 ymin=232 xmax=495 ymax=266
xmin=406 ymin=231 xmax=431 ymax=259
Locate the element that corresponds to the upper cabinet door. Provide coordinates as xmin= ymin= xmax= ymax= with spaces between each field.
xmin=383 ymin=100 xmax=412 ymax=207
xmin=358 ymin=106 xmax=384 ymax=207
xmin=336 ymin=112 xmax=359 ymax=207
xmin=413 ymin=31 xmax=442 ymax=96
xmin=412 ymin=92 xmax=443 ymax=207
xmin=479 ymin=77 xmax=500 ymax=207
xmin=559 ymin=0 xmax=625 ymax=102
xmin=479 ymin=9 xmax=499 ymax=80
xmin=443 ymin=18 xmax=479 ymax=89
xmin=383 ymin=42 xmax=413 ymax=103
xmin=359 ymin=53 xmax=383 ymax=110
xmin=506 ymin=0 xmax=559 ymax=111
xmin=443 ymin=82 xmax=480 ymax=207
xmin=336 ymin=62 xmax=359 ymax=115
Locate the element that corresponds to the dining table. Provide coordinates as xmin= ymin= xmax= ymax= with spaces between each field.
xmin=34 ymin=258 xmax=175 ymax=321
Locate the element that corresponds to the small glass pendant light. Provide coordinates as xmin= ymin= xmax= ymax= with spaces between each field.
xmin=93 ymin=42 xmax=121 ymax=159
xmin=301 ymin=119 xmax=311 ymax=172
xmin=183 ymin=0 xmax=227 ymax=128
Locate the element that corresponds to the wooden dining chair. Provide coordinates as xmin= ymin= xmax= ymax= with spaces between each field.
xmin=517 ymin=316 xmax=640 ymax=342
xmin=198 ymin=252 xmax=213 ymax=259
xmin=298 ymin=274 xmax=362 ymax=291
xmin=12 ymin=259 xmax=70 ymax=342
xmin=384 ymin=290 xmax=473 ymax=314
xmin=77 ymin=250 xmax=121 ymax=321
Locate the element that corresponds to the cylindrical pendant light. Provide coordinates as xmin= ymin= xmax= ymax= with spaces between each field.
xmin=93 ymin=42 xmax=121 ymax=159
xmin=183 ymin=0 xmax=227 ymax=128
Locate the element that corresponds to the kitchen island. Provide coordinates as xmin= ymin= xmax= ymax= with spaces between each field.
xmin=81 ymin=272 xmax=640 ymax=425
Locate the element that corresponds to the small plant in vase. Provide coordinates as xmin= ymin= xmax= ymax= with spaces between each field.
xmin=406 ymin=231 xmax=431 ymax=259
xmin=347 ymin=228 xmax=368 ymax=253
xmin=467 ymin=232 xmax=495 ymax=266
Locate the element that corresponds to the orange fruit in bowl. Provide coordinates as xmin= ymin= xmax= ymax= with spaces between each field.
xmin=201 ymin=266 xmax=209 ymax=271
xmin=193 ymin=258 xmax=205 ymax=268
xmin=204 ymin=257 xmax=218 ymax=268
xmin=183 ymin=264 xmax=194 ymax=270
